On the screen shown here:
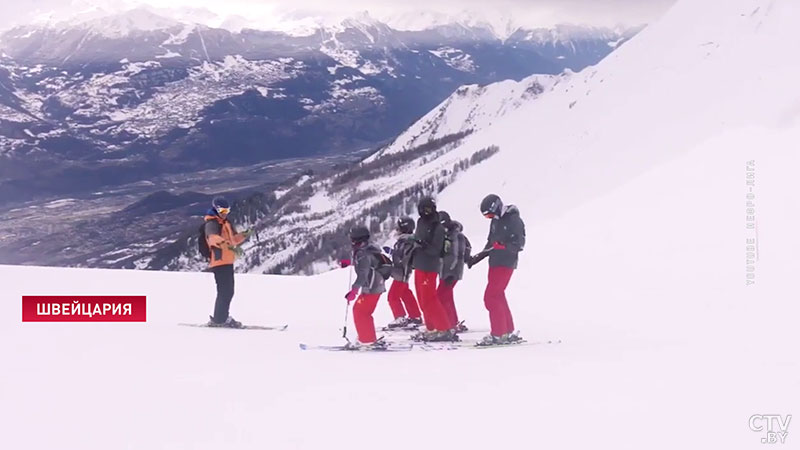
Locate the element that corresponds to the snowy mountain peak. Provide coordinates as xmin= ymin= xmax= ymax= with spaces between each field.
xmin=383 ymin=9 xmax=522 ymax=40
xmin=67 ymin=7 xmax=181 ymax=37
xmin=342 ymin=11 xmax=383 ymax=28
xmin=4 ymin=7 xmax=183 ymax=40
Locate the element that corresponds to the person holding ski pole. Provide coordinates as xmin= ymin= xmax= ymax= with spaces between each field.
xmin=383 ymin=217 xmax=423 ymax=329
xmin=203 ymin=196 xmax=252 ymax=328
xmin=437 ymin=211 xmax=471 ymax=333
xmin=469 ymin=194 xmax=526 ymax=346
xmin=343 ymin=226 xmax=390 ymax=349
xmin=411 ymin=197 xmax=458 ymax=342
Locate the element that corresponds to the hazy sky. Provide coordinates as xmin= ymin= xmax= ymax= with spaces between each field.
xmin=0 ymin=0 xmax=677 ymax=31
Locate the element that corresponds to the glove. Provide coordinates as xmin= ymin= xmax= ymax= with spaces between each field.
xmin=492 ymin=242 xmax=506 ymax=250
xmin=344 ymin=288 xmax=359 ymax=302
xmin=443 ymin=275 xmax=457 ymax=286
xmin=382 ymin=246 xmax=392 ymax=255
xmin=241 ymin=229 xmax=254 ymax=238
xmin=339 ymin=259 xmax=352 ymax=268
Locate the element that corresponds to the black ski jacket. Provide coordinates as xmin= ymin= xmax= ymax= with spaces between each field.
xmin=352 ymin=244 xmax=387 ymax=295
xmin=441 ymin=222 xmax=471 ymax=282
xmin=412 ymin=213 xmax=445 ymax=273
xmin=484 ymin=205 xmax=526 ymax=269
xmin=390 ymin=233 xmax=416 ymax=282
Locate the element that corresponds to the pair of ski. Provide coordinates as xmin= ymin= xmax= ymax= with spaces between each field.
xmin=299 ymin=339 xmax=562 ymax=352
xmin=178 ymin=323 xmax=288 ymax=331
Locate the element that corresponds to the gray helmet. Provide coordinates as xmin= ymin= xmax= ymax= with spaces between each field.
xmin=396 ymin=217 xmax=415 ymax=234
xmin=349 ymin=226 xmax=370 ymax=244
xmin=480 ymin=194 xmax=503 ymax=217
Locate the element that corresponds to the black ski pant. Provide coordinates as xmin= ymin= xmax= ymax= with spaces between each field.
xmin=211 ymin=264 xmax=235 ymax=323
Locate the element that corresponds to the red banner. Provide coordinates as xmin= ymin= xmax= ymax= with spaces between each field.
xmin=22 ymin=296 xmax=147 ymax=322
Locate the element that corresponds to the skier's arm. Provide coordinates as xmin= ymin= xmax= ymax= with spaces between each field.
xmin=504 ymin=216 xmax=526 ymax=252
xmin=483 ymin=225 xmax=493 ymax=252
xmin=351 ymin=251 xmax=371 ymax=290
xmin=205 ymin=221 xmax=225 ymax=247
xmin=463 ymin=235 xmax=473 ymax=262
xmin=449 ymin=234 xmax=463 ymax=270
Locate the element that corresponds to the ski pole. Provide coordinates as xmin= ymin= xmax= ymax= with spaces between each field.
xmin=342 ymin=265 xmax=353 ymax=343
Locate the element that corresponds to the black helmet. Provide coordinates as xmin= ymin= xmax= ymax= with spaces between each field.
xmin=349 ymin=226 xmax=370 ymax=244
xmin=396 ymin=217 xmax=415 ymax=234
xmin=480 ymin=194 xmax=503 ymax=217
xmin=212 ymin=196 xmax=231 ymax=215
xmin=417 ymin=196 xmax=437 ymax=218
xmin=438 ymin=210 xmax=452 ymax=228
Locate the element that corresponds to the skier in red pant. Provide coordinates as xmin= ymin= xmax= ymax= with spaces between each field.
xmin=383 ymin=217 xmax=423 ymax=329
xmin=411 ymin=197 xmax=458 ymax=342
xmin=437 ymin=211 xmax=471 ymax=333
xmin=343 ymin=226 xmax=389 ymax=349
xmin=469 ymin=194 xmax=526 ymax=346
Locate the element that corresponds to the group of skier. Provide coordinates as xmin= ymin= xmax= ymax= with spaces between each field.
xmin=342 ymin=194 xmax=526 ymax=348
xmin=199 ymin=192 xmax=526 ymax=348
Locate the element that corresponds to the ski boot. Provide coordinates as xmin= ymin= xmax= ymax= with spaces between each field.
xmin=410 ymin=330 xmax=430 ymax=342
xmin=504 ymin=331 xmax=523 ymax=344
xmin=476 ymin=334 xmax=503 ymax=347
xmin=368 ymin=337 xmax=389 ymax=350
xmin=207 ymin=315 xmax=243 ymax=329
xmin=421 ymin=329 xmax=460 ymax=342
xmin=348 ymin=337 xmax=388 ymax=351
xmin=407 ymin=317 xmax=423 ymax=327
xmin=386 ymin=316 xmax=410 ymax=329
xmin=454 ymin=321 xmax=469 ymax=333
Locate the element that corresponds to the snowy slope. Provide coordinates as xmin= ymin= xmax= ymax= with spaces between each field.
xmin=1 ymin=133 xmax=796 ymax=449
xmin=428 ymin=0 xmax=800 ymax=221
xmin=2 ymin=0 xmax=799 ymax=448
xmin=369 ymin=73 xmax=561 ymax=160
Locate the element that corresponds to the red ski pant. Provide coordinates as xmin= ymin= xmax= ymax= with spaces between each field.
xmin=437 ymin=279 xmax=459 ymax=329
xmin=484 ymin=266 xmax=515 ymax=336
xmin=387 ymin=280 xmax=422 ymax=319
xmin=353 ymin=293 xmax=381 ymax=344
xmin=414 ymin=269 xmax=450 ymax=331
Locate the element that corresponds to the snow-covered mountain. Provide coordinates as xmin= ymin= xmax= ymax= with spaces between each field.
xmin=138 ymin=0 xmax=799 ymax=282
xmin=0 ymin=9 xmax=635 ymax=205
xmin=2 ymin=1 xmax=798 ymax=449
xmin=124 ymin=72 xmax=562 ymax=273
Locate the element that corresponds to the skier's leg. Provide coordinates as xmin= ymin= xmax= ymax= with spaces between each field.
xmin=484 ymin=267 xmax=506 ymax=336
xmin=212 ymin=264 xmax=235 ymax=323
xmin=387 ymin=280 xmax=407 ymax=319
xmin=400 ymin=281 xmax=422 ymax=319
xmin=493 ymin=267 xmax=515 ymax=334
xmin=450 ymin=280 xmax=460 ymax=325
xmin=414 ymin=269 xmax=433 ymax=330
xmin=437 ymin=280 xmax=457 ymax=329
xmin=421 ymin=271 xmax=450 ymax=331
xmin=353 ymin=293 xmax=380 ymax=343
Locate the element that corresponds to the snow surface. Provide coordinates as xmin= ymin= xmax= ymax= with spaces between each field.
xmin=2 ymin=0 xmax=799 ymax=448
xmin=369 ymin=72 xmax=558 ymax=161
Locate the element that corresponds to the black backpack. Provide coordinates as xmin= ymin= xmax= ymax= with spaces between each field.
xmin=369 ymin=247 xmax=393 ymax=280
xmin=198 ymin=222 xmax=211 ymax=258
